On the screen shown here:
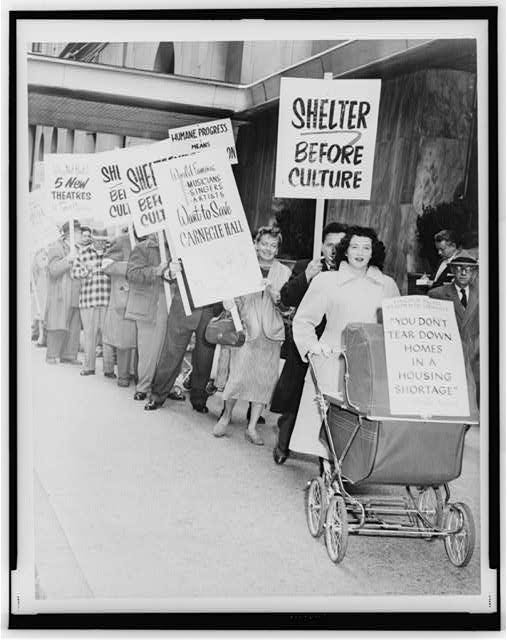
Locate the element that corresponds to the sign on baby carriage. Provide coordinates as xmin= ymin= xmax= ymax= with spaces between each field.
xmin=382 ymin=296 xmax=471 ymax=418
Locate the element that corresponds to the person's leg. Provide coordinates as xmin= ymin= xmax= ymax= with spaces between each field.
xmin=135 ymin=321 xmax=154 ymax=395
xmin=61 ymin=308 xmax=81 ymax=361
xmin=80 ymin=308 xmax=94 ymax=372
xmin=273 ymin=412 xmax=296 ymax=463
xmin=190 ymin=307 xmax=215 ymax=410
xmin=148 ymin=307 xmax=194 ymax=407
xmin=245 ymin=402 xmax=264 ymax=445
xmin=103 ymin=344 xmax=116 ymax=376
xmin=116 ymin=348 xmax=131 ymax=386
xmin=46 ymin=330 xmax=67 ymax=361
xmin=82 ymin=307 xmax=101 ymax=373
xmin=136 ymin=296 xmax=168 ymax=395
xmin=213 ymin=398 xmax=237 ymax=437
xmin=214 ymin=345 xmax=231 ymax=391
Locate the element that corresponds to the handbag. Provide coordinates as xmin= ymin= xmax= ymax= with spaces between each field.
xmin=205 ymin=312 xmax=246 ymax=347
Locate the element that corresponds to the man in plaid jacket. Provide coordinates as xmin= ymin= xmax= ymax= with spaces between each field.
xmin=72 ymin=229 xmax=112 ymax=376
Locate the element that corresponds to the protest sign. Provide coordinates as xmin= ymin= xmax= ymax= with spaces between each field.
xmin=28 ymin=190 xmax=59 ymax=254
xmin=42 ymin=153 xmax=99 ymax=222
xmin=168 ymin=118 xmax=237 ymax=164
xmin=382 ymin=296 xmax=471 ymax=418
xmin=275 ymin=77 xmax=381 ymax=199
xmin=152 ymin=149 xmax=263 ymax=308
xmin=93 ymin=149 xmax=133 ymax=228
xmin=32 ymin=161 xmax=44 ymax=190
xmin=114 ymin=138 xmax=186 ymax=313
xmin=114 ymin=139 xmax=174 ymax=238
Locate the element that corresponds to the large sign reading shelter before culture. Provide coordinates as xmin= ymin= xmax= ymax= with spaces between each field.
xmin=275 ymin=78 xmax=381 ymax=199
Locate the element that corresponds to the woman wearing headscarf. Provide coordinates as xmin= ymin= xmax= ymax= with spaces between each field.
xmin=290 ymin=226 xmax=400 ymax=459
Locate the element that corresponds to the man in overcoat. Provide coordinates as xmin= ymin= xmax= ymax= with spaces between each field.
xmin=144 ymin=260 xmax=218 ymax=414
xmin=125 ymin=233 xmax=169 ymax=400
xmin=45 ymin=220 xmax=82 ymax=364
xmin=102 ymin=231 xmax=137 ymax=387
xmin=270 ymin=221 xmax=348 ymax=464
xmin=428 ymin=251 xmax=480 ymax=405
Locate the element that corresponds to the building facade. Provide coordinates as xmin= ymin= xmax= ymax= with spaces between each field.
xmin=27 ymin=40 xmax=478 ymax=291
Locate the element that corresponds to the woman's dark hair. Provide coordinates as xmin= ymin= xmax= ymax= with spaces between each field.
xmin=335 ymin=226 xmax=386 ymax=271
xmin=255 ymin=225 xmax=283 ymax=248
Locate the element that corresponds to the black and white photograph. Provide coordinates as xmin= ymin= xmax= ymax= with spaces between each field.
xmin=8 ymin=5 xmax=501 ymax=630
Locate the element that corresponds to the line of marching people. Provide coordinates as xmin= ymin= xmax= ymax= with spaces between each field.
xmin=33 ymin=219 xmax=480 ymax=464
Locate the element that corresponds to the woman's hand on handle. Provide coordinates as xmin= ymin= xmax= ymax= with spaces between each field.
xmin=307 ymin=342 xmax=333 ymax=359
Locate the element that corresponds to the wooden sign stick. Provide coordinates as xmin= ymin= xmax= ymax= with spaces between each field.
xmin=127 ymin=223 xmax=136 ymax=249
xmin=161 ymin=229 xmax=192 ymax=317
xmin=230 ymin=303 xmax=243 ymax=332
xmin=68 ymin=216 xmax=76 ymax=256
xmin=157 ymin=230 xmax=173 ymax=314
xmin=312 ymin=71 xmax=333 ymax=261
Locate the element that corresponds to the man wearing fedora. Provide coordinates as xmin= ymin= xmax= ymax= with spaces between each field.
xmin=429 ymin=251 xmax=480 ymax=405
xmin=72 ymin=229 xmax=113 ymax=376
xmin=45 ymin=219 xmax=83 ymax=364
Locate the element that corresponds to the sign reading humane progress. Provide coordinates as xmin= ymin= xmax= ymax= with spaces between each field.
xmin=168 ymin=118 xmax=237 ymax=164
xmin=382 ymin=296 xmax=470 ymax=418
xmin=153 ymin=149 xmax=263 ymax=307
xmin=275 ymin=78 xmax=381 ymax=199
xmin=29 ymin=190 xmax=59 ymax=253
xmin=43 ymin=153 xmax=98 ymax=221
xmin=114 ymin=139 xmax=174 ymax=237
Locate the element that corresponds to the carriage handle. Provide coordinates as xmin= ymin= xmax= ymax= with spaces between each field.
xmin=307 ymin=350 xmax=363 ymax=415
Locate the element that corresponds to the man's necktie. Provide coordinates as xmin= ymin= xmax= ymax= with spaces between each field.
xmin=460 ymin=288 xmax=467 ymax=308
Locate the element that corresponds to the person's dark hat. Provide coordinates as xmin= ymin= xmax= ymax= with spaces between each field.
xmin=60 ymin=220 xmax=81 ymax=235
xmin=91 ymin=229 xmax=109 ymax=241
xmin=449 ymin=250 xmax=478 ymax=267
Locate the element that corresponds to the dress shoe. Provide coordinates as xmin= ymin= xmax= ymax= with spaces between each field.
xmin=104 ymin=371 xmax=117 ymax=379
xmin=168 ymin=387 xmax=185 ymax=401
xmin=192 ymin=404 xmax=209 ymax=414
xmin=273 ymin=446 xmax=289 ymax=465
xmin=144 ymin=399 xmax=163 ymax=411
xmin=245 ymin=430 xmax=264 ymax=446
xmin=117 ymin=378 xmax=130 ymax=388
xmin=60 ymin=358 xmax=81 ymax=365
xmin=133 ymin=391 xmax=147 ymax=401
xmin=46 ymin=357 xmax=58 ymax=364
xmin=80 ymin=370 xmax=95 ymax=376
xmin=213 ymin=419 xmax=230 ymax=438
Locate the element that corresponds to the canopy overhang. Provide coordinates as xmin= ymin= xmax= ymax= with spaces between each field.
xmin=27 ymin=38 xmax=476 ymax=139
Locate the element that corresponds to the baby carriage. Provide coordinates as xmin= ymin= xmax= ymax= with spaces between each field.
xmin=304 ymin=323 xmax=479 ymax=567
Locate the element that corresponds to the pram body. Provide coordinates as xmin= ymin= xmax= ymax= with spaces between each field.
xmin=304 ymin=323 xmax=478 ymax=567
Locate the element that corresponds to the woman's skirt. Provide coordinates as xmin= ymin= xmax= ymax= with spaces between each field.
xmin=222 ymin=334 xmax=281 ymax=404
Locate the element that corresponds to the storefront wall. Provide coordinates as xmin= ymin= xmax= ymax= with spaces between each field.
xmin=235 ymin=67 xmax=476 ymax=292
xmin=326 ymin=68 xmax=476 ymax=291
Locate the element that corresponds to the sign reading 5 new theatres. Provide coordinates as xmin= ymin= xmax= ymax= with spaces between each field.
xmin=275 ymin=78 xmax=381 ymax=199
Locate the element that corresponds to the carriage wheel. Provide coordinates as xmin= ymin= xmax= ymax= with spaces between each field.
xmin=417 ymin=487 xmax=444 ymax=541
xmin=324 ymin=496 xmax=349 ymax=564
xmin=444 ymin=502 xmax=475 ymax=567
xmin=305 ymin=477 xmax=328 ymax=538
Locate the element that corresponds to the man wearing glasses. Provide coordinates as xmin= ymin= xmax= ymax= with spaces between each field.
xmin=429 ymin=251 xmax=480 ymax=406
